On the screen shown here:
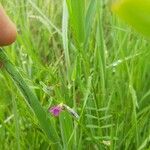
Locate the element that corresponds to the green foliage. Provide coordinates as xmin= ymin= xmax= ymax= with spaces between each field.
xmin=0 ymin=0 xmax=150 ymax=149
xmin=112 ymin=0 xmax=150 ymax=37
xmin=0 ymin=49 xmax=61 ymax=148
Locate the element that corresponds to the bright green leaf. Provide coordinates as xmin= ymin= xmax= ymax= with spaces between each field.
xmin=112 ymin=0 xmax=150 ymax=37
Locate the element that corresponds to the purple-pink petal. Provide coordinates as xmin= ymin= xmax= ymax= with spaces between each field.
xmin=49 ymin=106 xmax=62 ymax=116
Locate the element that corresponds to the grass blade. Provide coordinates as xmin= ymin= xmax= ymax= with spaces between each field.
xmin=0 ymin=48 xmax=61 ymax=148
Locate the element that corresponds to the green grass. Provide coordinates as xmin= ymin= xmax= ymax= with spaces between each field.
xmin=0 ymin=0 xmax=150 ymax=149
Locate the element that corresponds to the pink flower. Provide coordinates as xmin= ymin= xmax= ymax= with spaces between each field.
xmin=49 ymin=103 xmax=79 ymax=119
xmin=49 ymin=104 xmax=63 ymax=116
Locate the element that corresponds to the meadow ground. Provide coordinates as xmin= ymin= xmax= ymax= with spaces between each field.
xmin=0 ymin=0 xmax=150 ymax=149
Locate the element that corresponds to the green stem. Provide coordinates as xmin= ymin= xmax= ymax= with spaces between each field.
xmin=0 ymin=48 xmax=61 ymax=149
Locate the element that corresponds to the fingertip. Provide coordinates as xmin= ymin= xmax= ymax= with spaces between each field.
xmin=0 ymin=5 xmax=17 ymax=47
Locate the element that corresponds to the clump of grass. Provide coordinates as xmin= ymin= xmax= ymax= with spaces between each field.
xmin=0 ymin=48 xmax=61 ymax=149
xmin=0 ymin=0 xmax=150 ymax=149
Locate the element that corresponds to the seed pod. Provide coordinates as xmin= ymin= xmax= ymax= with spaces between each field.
xmin=0 ymin=5 xmax=17 ymax=46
